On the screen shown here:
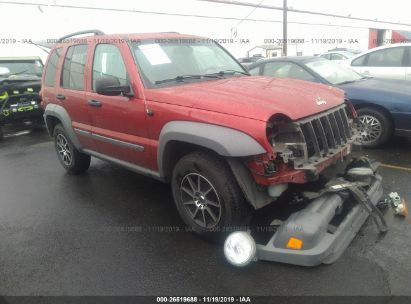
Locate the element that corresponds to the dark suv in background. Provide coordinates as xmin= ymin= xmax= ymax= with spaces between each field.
xmin=0 ymin=56 xmax=43 ymax=139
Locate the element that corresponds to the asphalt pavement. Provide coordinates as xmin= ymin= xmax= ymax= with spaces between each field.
xmin=0 ymin=129 xmax=410 ymax=296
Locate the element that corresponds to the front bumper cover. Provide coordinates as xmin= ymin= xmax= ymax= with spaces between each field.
xmin=255 ymin=173 xmax=383 ymax=266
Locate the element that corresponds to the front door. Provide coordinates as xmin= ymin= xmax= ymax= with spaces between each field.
xmin=86 ymin=43 xmax=148 ymax=168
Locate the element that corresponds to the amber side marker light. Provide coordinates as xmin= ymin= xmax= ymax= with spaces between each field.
xmin=286 ymin=237 xmax=303 ymax=250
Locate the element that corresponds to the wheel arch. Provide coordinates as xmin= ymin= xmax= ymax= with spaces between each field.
xmin=157 ymin=121 xmax=266 ymax=181
xmin=44 ymin=104 xmax=82 ymax=149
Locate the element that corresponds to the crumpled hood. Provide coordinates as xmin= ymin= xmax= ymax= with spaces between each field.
xmin=144 ymin=76 xmax=345 ymax=121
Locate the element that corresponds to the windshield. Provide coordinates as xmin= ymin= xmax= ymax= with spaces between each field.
xmin=306 ymin=59 xmax=363 ymax=85
xmin=131 ymin=39 xmax=246 ymax=87
xmin=0 ymin=60 xmax=43 ymax=77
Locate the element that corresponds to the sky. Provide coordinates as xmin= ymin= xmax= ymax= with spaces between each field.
xmin=0 ymin=0 xmax=411 ymax=60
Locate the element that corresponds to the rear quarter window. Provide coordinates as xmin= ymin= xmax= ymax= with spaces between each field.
xmin=44 ymin=48 xmax=61 ymax=86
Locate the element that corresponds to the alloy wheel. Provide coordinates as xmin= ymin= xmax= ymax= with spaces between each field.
xmin=56 ymin=133 xmax=72 ymax=166
xmin=180 ymin=173 xmax=222 ymax=228
xmin=358 ymin=115 xmax=382 ymax=144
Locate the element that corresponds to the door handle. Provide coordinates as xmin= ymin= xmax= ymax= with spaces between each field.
xmin=88 ymin=99 xmax=102 ymax=107
xmin=362 ymin=70 xmax=370 ymax=75
xmin=56 ymin=94 xmax=66 ymax=101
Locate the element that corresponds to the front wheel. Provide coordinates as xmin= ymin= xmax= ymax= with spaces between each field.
xmin=53 ymin=124 xmax=91 ymax=174
xmin=171 ymin=151 xmax=252 ymax=242
xmin=357 ymin=107 xmax=393 ymax=148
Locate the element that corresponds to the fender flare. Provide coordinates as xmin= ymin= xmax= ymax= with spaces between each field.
xmin=157 ymin=121 xmax=266 ymax=178
xmin=44 ymin=104 xmax=82 ymax=149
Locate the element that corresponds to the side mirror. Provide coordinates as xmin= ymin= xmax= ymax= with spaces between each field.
xmin=0 ymin=67 xmax=10 ymax=76
xmin=95 ymin=76 xmax=132 ymax=96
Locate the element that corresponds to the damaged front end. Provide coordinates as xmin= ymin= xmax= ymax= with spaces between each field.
xmin=224 ymin=104 xmax=407 ymax=267
xmin=0 ymin=78 xmax=43 ymax=127
xmin=224 ymin=157 xmax=396 ymax=267
xmin=269 ymin=103 xmax=358 ymax=173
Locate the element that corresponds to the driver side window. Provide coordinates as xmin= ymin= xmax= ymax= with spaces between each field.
xmin=92 ymin=44 xmax=129 ymax=91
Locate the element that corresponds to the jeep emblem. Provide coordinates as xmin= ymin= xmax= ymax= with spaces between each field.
xmin=316 ymin=96 xmax=327 ymax=106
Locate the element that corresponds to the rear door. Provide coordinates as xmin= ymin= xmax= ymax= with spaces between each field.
xmin=42 ymin=48 xmax=62 ymax=110
xmin=85 ymin=42 xmax=148 ymax=167
xmin=57 ymin=44 xmax=96 ymax=149
xmin=352 ymin=46 xmax=407 ymax=80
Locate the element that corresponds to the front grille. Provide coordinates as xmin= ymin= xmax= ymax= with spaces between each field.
xmin=297 ymin=105 xmax=353 ymax=159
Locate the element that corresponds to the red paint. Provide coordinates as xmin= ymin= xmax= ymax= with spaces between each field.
xmin=369 ymin=29 xmax=378 ymax=49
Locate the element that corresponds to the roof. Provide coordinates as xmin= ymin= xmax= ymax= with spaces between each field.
xmin=50 ymin=32 xmax=205 ymax=49
xmin=249 ymin=44 xmax=282 ymax=50
xmin=259 ymin=56 xmax=319 ymax=63
xmin=0 ymin=56 xmax=42 ymax=61
xmin=247 ymin=56 xmax=322 ymax=70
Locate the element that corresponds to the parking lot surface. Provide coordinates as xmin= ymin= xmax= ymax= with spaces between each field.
xmin=0 ymin=129 xmax=410 ymax=296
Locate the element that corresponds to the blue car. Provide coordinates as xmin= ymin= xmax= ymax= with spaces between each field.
xmin=248 ymin=57 xmax=411 ymax=147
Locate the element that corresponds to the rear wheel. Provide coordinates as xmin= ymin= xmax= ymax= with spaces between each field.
xmin=0 ymin=125 xmax=3 ymax=141
xmin=171 ymin=151 xmax=252 ymax=242
xmin=53 ymin=124 xmax=90 ymax=174
xmin=357 ymin=107 xmax=393 ymax=148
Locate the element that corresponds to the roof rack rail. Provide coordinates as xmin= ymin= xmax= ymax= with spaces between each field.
xmin=58 ymin=30 xmax=105 ymax=42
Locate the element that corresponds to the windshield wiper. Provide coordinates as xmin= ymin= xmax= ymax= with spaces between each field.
xmin=206 ymin=69 xmax=250 ymax=77
xmin=337 ymin=80 xmax=359 ymax=85
xmin=155 ymin=74 xmax=221 ymax=85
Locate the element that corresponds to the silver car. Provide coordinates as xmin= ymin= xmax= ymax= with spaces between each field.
xmin=344 ymin=43 xmax=411 ymax=80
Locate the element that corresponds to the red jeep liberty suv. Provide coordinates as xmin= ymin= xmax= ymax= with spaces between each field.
xmin=41 ymin=30 xmax=386 ymax=267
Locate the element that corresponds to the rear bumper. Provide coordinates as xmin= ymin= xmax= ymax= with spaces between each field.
xmin=255 ymin=175 xmax=383 ymax=266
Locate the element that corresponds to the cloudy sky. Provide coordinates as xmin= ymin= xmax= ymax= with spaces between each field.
xmin=0 ymin=0 xmax=410 ymax=60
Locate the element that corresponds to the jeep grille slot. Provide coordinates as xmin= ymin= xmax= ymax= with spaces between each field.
xmin=298 ymin=105 xmax=353 ymax=159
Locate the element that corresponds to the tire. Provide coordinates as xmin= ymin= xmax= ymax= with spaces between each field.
xmin=53 ymin=124 xmax=90 ymax=174
xmin=357 ymin=107 xmax=393 ymax=148
xmin=171 ymin=151 xmax=252 ymax=242
xmin=0 ymin=126 xmax=3 ymax=141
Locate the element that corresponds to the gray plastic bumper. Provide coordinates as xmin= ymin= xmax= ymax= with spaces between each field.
xmin=255 ymin=175 xmax=383 ymax=266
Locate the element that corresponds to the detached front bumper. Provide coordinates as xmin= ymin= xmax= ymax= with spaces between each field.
xmin=255 ymin=174 xmax=383 ymax=266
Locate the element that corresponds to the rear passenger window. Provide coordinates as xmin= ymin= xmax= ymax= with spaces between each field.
xmin=61 ymin=45 xmax=88 ymax=90
xmin=92 ymin=44 xmax=128 ymax=91
xmin=44 ymin=48 xmax=61 ymax=86
xmin=366 ymin=47 xmax=405 ymax=67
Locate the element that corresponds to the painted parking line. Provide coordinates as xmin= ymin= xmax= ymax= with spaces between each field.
xmin=381 ymin=164 xmax=411 ymax=172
